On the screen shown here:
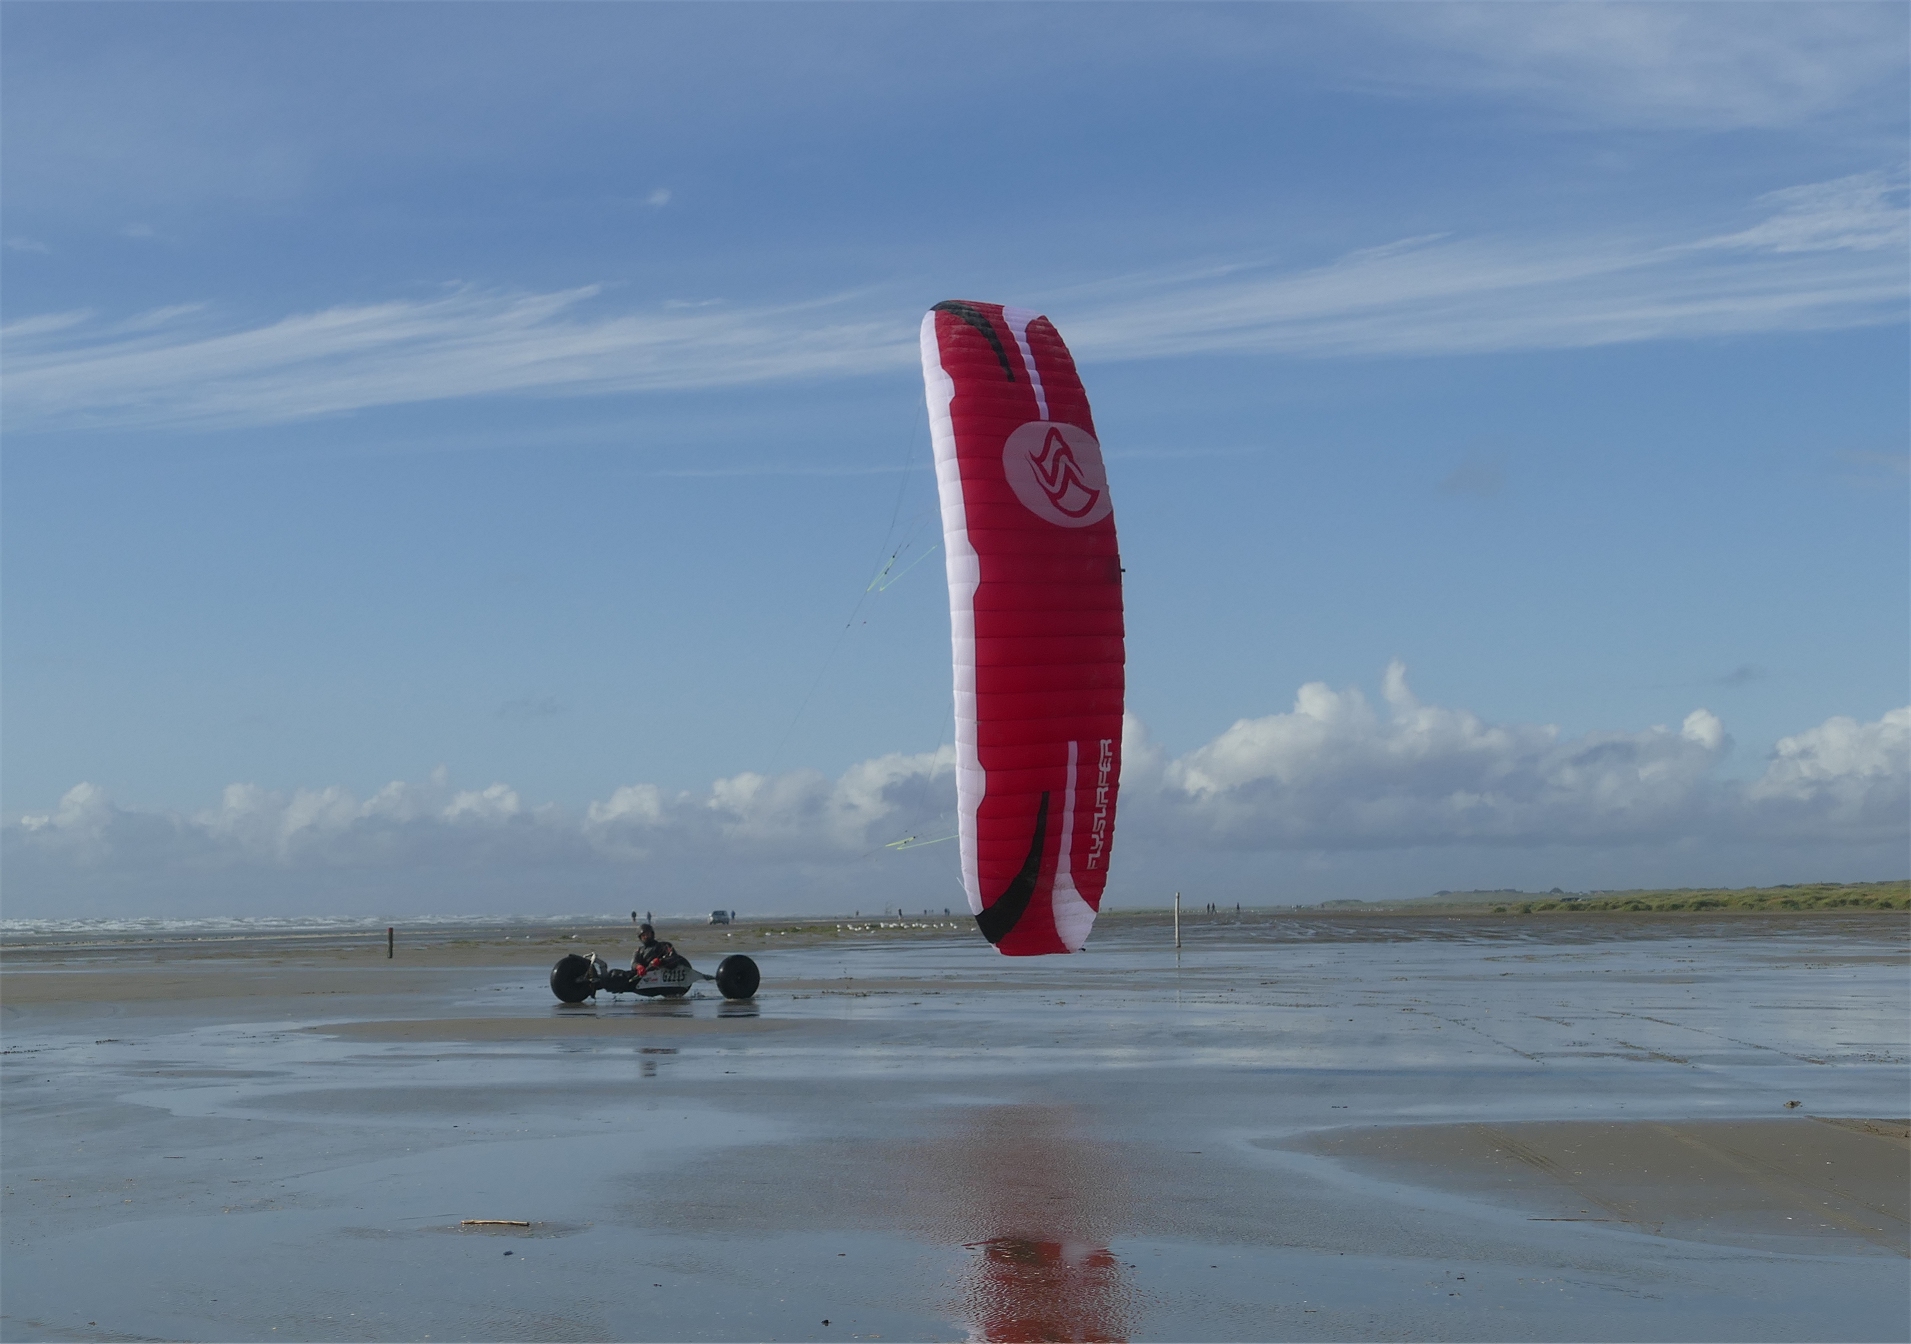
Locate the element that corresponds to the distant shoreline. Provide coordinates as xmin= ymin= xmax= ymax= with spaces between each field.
xmin=1310 ymin=879 xmax=1907 ymax=915
xmin=4 ymin=880 xmax=1907 ymax=945
xmin=3 ymin=883 xmax=1905 ymax=964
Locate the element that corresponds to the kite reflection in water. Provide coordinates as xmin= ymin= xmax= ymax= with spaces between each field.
xmin=959 ymin=1236 xmax=1129 ymax=1343
xmin=930 ymin=1106 xmax=1135 ymax=1342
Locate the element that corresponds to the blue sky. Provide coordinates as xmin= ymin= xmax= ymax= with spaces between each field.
xmin=4 ymin=3 xmax=1906 ymax=918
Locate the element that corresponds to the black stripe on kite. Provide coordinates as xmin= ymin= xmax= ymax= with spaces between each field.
xmin=975 ymin=791 xmax=1049 ymax=945
xmin=933 ymin=300 xmax=1017 ymax=383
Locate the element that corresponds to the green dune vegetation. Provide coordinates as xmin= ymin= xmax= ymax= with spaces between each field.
xmin=1481 ymin=880 xmax=1908 ymax=915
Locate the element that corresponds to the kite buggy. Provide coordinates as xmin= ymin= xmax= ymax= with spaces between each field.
xmin=549 ymin=949 xmax=760 ymax=1003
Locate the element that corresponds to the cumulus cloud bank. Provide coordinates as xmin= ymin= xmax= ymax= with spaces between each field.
xmin=1132 ymin=662 xmax=1741 ymax=848
xmin=7 ymin=667 xmax=1904 ymax=917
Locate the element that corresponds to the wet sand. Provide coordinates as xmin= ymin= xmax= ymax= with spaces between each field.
xmin=1282 ymin=1118 xmax=1907 ymax=1254
xmin=3 ymin=912 xmax=1905 ymax=1341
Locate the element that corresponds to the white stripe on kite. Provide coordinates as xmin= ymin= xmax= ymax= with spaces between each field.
xmin=921 ymin=312 xmax=985 ymax=917
xmin=1002 ymin=306 xmax=1049 ymax=422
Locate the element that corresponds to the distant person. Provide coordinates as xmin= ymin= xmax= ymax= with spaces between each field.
xmin=631 ymin=911 xmax=638 ymax=924
xmin=632 ymin=922 xmax=684 ymax=975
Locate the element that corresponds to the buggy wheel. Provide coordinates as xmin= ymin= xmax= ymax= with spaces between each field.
xmin=714 ymin=954 xmax=760 ymax=1001
xmin=550 ymin=954 xmax=595 ymax=1003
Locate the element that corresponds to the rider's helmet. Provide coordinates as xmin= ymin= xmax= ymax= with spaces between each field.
xmin=638 ymin=922 xmax=656 ymax=940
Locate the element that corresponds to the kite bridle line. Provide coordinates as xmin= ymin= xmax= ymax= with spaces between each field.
xmin=757 ymin=390 xmax=966 ymax=906
xmin=763 ymin=395 xmax=932 ymax=776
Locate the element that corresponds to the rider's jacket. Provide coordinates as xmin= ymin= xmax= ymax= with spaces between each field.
xmin=633 ymin=937 xmax=676 ymax=971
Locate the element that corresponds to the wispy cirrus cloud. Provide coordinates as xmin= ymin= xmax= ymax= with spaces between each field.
xmin=1062 ymin=172 xmax=1907 ymax=361
xmin=1833 ymin=448 xmax=1911 ymax=491
xmin=1700 ymin=172 xmax=1909 ymax=254
xmin=496 ymin=695 xmax=567 ymax=722
xmin=2 ymin=287 xmax=911 ymax=432
xmin=1350 ymin=3 xmax=1908 ymax=130
xmin=4 ymin=174 xmax=1902 ymax=434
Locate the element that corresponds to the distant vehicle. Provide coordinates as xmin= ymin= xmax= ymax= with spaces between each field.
xmin=708 ymin=909 xmax=734 ymax=925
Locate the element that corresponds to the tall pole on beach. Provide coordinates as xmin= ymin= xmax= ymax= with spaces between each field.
xmin=1173 ymin=892 xmax=1181 ymax=948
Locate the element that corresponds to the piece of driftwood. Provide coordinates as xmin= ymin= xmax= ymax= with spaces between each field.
xmin=461 ymin=1219 xmax=530 ymax=1227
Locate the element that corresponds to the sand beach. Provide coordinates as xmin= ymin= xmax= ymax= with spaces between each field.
xmin=2 ymin=909 xmax=1905 ymax=1341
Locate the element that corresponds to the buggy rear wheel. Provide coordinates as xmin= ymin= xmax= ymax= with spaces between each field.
xmin=550 ymin=954 xmax=595 ymax=1003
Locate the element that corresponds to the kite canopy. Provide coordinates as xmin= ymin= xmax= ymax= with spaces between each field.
xmin=920 ymin=301 xmax=1124 ymax=955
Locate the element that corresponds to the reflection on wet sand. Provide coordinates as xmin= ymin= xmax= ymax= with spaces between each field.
xmin=555 ymin=997 xmax=695 ymax=1017
xmin=7 ymin=915 xmax=1902 ymax=1342
xmin=961 ymin=1237 xmax=1128 ymax=1343
xmin=624 ymin=1099 xmax=1143 ymax=1340
xmin=934 ymin=1106 xmax=1134 ymax=1342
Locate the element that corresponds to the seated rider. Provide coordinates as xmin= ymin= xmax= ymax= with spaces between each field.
xmin=631 ymin=923 xmax=685 ymax=976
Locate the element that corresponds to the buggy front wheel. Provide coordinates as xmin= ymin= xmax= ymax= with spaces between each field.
xmin=714 ymin=954 xmax=760 ymax=1001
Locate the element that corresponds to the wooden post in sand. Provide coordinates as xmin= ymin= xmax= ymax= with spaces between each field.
xmin=1174 ymin=892 xmax=1181 ymax=948
xmin=387 ymin=927 xmax=394 ymax=959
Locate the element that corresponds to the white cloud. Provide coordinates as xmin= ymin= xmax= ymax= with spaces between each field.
xmin=1146 ymin=662 xmax=1737 ymax=848
xmin=646 ymin=188 xmax=672 ymax=208
xmin=1699 ymin=172 xmax=1909 ymax=255
xmin=1833 ymin=449 xmax=1911 ymax=492
xmin=2 ymin=309 xmax=93 ymax=340
xmin=17 ymin=781 xmax=114 ymax=842
xmin=1 ymin=286 xmax=914 ymax=431
xmin=581 ymin=746 xmax=958 ymax=860
xmin=1060 ymin=174 xmax=1907 ymax=363
xmin=8 ymin=675 xmax=1903 ymax=916
xmin=3 ymin=175 xmax=1902 ymax=433
xmin=443 ymin=783 xmax=525 ymax=822
xmin=587 ymin=783 xmax=667 ymax=828
xmin=1356 ymin=4 xmax=1908 ymax=130
xmin=1747 ymin=705 xmax=1910 ymax=835
xmin=110 ymin=303 xmax=207 ymax=335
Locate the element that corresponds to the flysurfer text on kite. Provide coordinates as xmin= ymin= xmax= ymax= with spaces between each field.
xmin=1088 ymin=737 xmax=1114 ymax=871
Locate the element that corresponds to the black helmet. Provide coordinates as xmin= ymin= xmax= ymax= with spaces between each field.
xmin=638 ymin=922 xmax=656 ymax=939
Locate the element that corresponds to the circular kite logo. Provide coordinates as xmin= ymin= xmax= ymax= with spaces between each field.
xmin=1002 ymin=421 xmax=1113 ymax=528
